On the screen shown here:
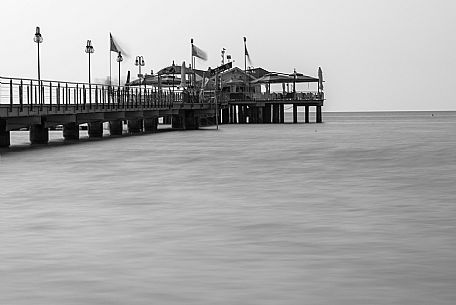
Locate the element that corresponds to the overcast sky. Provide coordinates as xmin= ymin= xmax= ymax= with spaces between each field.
xmin=2 ymin=0 xmax=455 ymax=111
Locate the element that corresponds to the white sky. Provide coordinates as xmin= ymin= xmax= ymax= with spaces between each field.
xmin=1 ymin=0 xmax=455 ymax=111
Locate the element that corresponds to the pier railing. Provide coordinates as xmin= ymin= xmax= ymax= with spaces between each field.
xmin=0 ymin=76 xmax=187 ymax=111
xmin=223 ymin=91 xmax=324 ymax=102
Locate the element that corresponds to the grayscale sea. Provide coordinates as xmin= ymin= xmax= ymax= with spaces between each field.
xmin=1 ymin=111 xmax=455 ymax=305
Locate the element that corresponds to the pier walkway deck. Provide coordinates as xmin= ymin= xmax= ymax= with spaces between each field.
xmin=0 ymin=76 xmax=324 ymax=148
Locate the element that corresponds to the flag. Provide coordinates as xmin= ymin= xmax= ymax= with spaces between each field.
xmin=192 ymin=44 xmax=207 ymax=61
xmin=244 ymin=37 xmax=252 ymax=66
xmin=318 ymin=67 xmax=324 ymax=90
xmin=110 ymin=33 xmax=127 ymax=56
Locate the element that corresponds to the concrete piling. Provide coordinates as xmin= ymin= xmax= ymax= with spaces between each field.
xmin=144 ymin=118 xmax=158 ymax=133
xmin=305 ymin=106 xmax=310 ymax=124
xmin=128 ymin=119 xmax=143 ymax=133
xmin=109 ymin=120 xmax=123 ymax=136
xmin=63 ymin=122 xmax=79 ymax=140
xmin=279 ymin=104 xmax=285 ymax=123
xmin=293 ymin=104 xmax=298 ymax=123
xmin=30 ymin=123 xmax=49 ymax=144
xmin=0 ymin=119 xmax=10 ymax=148
xmin=88 ymin=122 xmax=103 ymax=138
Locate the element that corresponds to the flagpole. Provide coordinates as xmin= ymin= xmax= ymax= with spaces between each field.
xmin=109 ymin=50 xmax=112 ymax=86
xmin=190 ymin=38 xmax=194 ymax=88
xmin=243 ymin=37 xmax=247 ymax=73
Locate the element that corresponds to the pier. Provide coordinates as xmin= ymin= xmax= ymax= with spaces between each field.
xmin=0 ymin=70 xmax=324 ymax=148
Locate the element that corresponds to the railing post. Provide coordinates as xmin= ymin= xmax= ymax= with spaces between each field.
xmin=34 ymin=83 xmax=38 ymax=107
xmin=57 ymin=83 xmax=60 ymax=111
xmin=9 ymin=79 xmax=13 ymax=112
xmin=95 ymin=85 xmax=99 ymax=109
xmin=19 ymin=80 xmax=24 ymax=112
xmin=135 ymin=88 xmax=138 ymax=108
xmin=40 ymin=82 xmax=44 ymax=111
xmin=27 ymin=83 xmax=31 ymax=112
xmin=29 ymin=80 xmax=33 ymax=112
xmin=49 ymin=82 xmax=53 ymax=111
xmin=82 ymin=84 xmax=86 ymax=110
xmin=75 ymin=84 xmax=79 ymax=110
xmin=65 ymin=83 xmax=69 ymax=111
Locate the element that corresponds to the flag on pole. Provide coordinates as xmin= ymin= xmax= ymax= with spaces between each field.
xmin=244 ymin=37 xmax=252 ymax=65
xmin=318 ymin=67 xmax=324 ymax=90
xmin=192 ymin=44 xmax=208 ymax=61
xmin=110 ymin=33 xmax=127 ymax=56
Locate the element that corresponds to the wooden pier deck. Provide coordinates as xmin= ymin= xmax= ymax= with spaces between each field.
xmin=0 ymin=76 xmax=324 ymax=148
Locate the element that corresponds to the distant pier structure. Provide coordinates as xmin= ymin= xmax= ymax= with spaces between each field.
xmin=0 ymin=64 xmax=324 ymax=148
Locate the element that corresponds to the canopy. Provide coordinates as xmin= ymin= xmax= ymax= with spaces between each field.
xmin=250 ymin=73 xmax=290 ymax=84
xmin=251 ymin=72 xmax=318 ymax=84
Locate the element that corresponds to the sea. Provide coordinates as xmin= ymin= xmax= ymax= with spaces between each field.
xmin=1 ymin=111 xmax=455 ymax=305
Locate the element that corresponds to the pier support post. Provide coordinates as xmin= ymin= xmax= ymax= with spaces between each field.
xmin=109 ymin=120 xmax=123 ymax=136
xmin=222 ymin=108 xmax=229 ymax=124
xmin=184 ymin=110 xmax=199 ymax=130
xmin=316 ymin=106 xmax=322 ymax=123
xmin=144 ymin=118 xmax=158 ymax=133
xmin=229 ymin=105 xmax=234 ymax=124
xmin=233 ymin=106 xmax=238 ymax=124
xmin=63 ymin=122 xmax=79 ymax=140
xmin=0 ymin=119 xmax=10 ymax=148
xmin=30 ymin=121 xmax=49 ymax=144
xmin=279 ymin=104 xmax=285 ymax=123
xmin=239 ymin=105 xmax=245 ymax=124
xmin=272 ymin=104 xmax=280 ymax=123
xmin=251 ymin=107 xmax=258 ymax=124
xmin=88 ymin=122 xmax=103 ymax=138
xmin=263 ymin=104 xmax=271 ymax=123
xmin=242 ymin=106 xmax=248 ymax=124
xmin=128 ymin=119 xmax=143 ymax=133
xmin=305 ymin=106 xmax=310 ymax=124
xmin=293 ymin=104 xmax=298 ymax=123
xmin=163 ymin=116 xmax=171 ymax=125
xmin=172 ymin=114 xmax=184 ymax=129
xmin=258 ymin=106 xmax=264 ymax=123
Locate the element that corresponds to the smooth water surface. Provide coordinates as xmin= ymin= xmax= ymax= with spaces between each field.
xmin=1 ymin=112 xmax=456 ymax=304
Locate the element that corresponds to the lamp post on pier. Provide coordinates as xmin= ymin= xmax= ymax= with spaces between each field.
xmin=116 ymin=51 xmax=123 ymax=87
xmin=33 ymin=26 xmax=43 ymax=104
xmin=85 ymin=40 xmax=94 ymax=102
xmin=135 ymin=55 xmax=145 ymax=90
xmin=135 ymin=56 xmax=145 ymax=77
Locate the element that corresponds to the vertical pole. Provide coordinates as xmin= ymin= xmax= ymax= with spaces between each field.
xmin=37 ymin=42 xmax=41 ymax=105
xmin=118 ymin=60 xmax=121 ymax=88
xmin=190 ymin=38 xmax=194 ymax=88
xmin=305 ymin=105 xmax=310 ymax=123
xmin=215 ymin=72 xmax=219 ymax=130
xmin=88 ymin=52 xmax=92 ymax=104
xmin=109 ymin=50 xmax=112 ymax=86
xmin=9 ymin=79 xmax=13 ymax=112
xmin=293 ymin=104 xmax=298 ymax=123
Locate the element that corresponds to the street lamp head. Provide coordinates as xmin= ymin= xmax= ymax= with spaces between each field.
xmin=33 ymin=26 xmax=43 ymax=43
xmin=85 ymin=40 xmax=94 ymax=54
xmin=135 ymin=56 xmax=145 ymax=67
xmin=116 ymin=51 xmax=123 ymax=62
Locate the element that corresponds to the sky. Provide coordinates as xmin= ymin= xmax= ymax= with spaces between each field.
xmin=1 ymin=0 xmax=455 ymax=112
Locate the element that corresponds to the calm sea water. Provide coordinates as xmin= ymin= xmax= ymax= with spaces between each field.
xmin=1 ymin=112 xmax=455 ymax=305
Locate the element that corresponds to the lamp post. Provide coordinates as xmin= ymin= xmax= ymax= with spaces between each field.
xmin=135 ymin=56 xmax=145 ymax=91
xmin=85 ymin=40 xmax=94 ymax=102
xmin=135 ymin=56 xmax=145 ymax=78
xmin=33 ymin=26 xmax=43 ymax=104
xmin=116 ymin=51 xmax=123 ymax=87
